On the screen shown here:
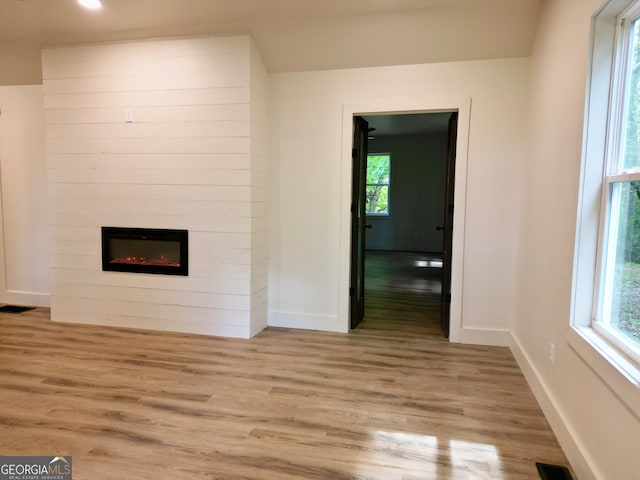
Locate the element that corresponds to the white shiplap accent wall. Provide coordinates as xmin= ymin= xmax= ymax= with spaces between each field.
xmin=42 ymin=35 xmax=268 ymax=338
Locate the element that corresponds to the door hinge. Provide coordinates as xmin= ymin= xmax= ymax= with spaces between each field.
xmin=445 ymin=293 xmax=452 ymax=304
xmin=349 ymin=286 xmax=354 ymax=296
xmin=352 ymin=148 xmax=358 ymax=159
xmin=449 ymin=204 xmax=454 ymax=215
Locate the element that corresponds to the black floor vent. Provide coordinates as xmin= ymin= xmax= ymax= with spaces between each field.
xmin=0 ymin=305 xmax=36 ymax=314
xmin=536 ymin=462 xmax=573 ymax=480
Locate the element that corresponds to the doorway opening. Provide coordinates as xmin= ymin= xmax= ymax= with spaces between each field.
xmin=349 ymin=111 xmax=458 ymax=338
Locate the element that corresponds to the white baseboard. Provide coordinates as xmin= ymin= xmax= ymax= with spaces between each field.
xmin=268 ymin=310 xmax=347 ymax=333
xmin=509 ymin=332 xmax=598 ymax=480
xmin=268 ymin=314 xmax=510 ymax=342
xmin=457 ymin=326 xmax=510 ymax=346
xmin=2 ymin=290 xmax=50 ymax=308
xmin=51 ymin=309 xmax=252 ymax=339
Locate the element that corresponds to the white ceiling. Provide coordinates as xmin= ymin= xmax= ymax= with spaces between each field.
xmin=0 ymin=0 xmax=542 ymax=73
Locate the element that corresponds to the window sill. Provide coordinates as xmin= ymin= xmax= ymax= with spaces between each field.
xmin=567 ymin=326 xmax=640 ymax=420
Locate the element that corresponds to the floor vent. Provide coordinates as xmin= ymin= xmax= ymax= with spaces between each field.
xmin=0 ymin=305 xmax=36 ymax=314
xmin=536 ymin=462 xmax=573 ymax=480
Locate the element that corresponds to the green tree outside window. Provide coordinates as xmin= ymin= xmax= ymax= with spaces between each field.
xmin=366 ymin=154 xmax=390 ymax=215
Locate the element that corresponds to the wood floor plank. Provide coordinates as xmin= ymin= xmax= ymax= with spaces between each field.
xmin=0 ymin=252 xmax=569 ymax=479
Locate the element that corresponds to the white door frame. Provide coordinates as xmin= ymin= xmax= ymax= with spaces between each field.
xmin=338 ymin=98 xmax=472 ymax=342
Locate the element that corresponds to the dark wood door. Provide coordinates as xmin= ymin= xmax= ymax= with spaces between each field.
xmin=350 ymin=116 xmax=369 ymax=329
xmin=441 ymin=112 xmax=458 ymax=338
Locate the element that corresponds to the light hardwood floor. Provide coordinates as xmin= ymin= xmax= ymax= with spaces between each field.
xmin=0 ymin=253 xmax=569 ymax=479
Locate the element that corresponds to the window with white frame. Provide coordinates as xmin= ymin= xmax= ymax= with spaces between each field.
xmin=580 ymin=0 xmax=640 ymax=367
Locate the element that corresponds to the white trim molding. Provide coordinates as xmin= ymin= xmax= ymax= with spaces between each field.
xmin=510 ymin=332 xmax=601 ymax=480
xmin=3 ymin=290 xmax=50 ymax=308
xmin=459 ymin=327 xmax=510 ymax=346
xmin=338 ymin=97 xmax=472 ymax=341
xmin=268 ymin=310 xmax=345 ymax=333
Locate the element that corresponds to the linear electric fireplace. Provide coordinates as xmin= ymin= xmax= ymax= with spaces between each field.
xmin=101 ymin=227 xmax=188 ymax=276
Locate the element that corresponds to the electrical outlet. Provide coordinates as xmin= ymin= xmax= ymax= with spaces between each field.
xmin=124 ymin=108 xmax=133 ymax=123
xmin=549 ymin=342 xmax=556 ymax=366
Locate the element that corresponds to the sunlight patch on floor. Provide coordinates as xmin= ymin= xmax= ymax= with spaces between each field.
xmin=449 ymin=439 xmax=503 ymax=478
xmin=415 ymin=259 xmax=443 ymax=268
xmin=360 ymin=431 xmax=504 ymax=480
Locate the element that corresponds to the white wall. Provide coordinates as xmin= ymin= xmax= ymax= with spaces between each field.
xmin=0 ymin=85 xmax=49 ymax=307
xmin=366 ymin=133 xmax=448 ymax=253
xmin=269 ymin=58 xmax=529 ymax=343
xmin=43 ymin=35 xmax=268 ymax=338
xmin=512 ymin=0 xmax=640 ymax=479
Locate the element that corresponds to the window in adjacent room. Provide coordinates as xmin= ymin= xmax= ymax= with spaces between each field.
xmin=366 ymin=154 xmax=390 ymax=215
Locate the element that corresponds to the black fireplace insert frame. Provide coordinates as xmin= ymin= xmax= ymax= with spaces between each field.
xmin=101 ymin=227 xmax=189 ymax=276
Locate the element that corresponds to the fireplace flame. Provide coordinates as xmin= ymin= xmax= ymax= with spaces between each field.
xmin=110 ymin=256 xmax=180 ymax=267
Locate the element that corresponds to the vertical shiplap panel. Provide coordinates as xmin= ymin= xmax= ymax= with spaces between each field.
xmin=43 ymin=35 xmax=266 ymax=339
xmin=249 ymin=39 xmax=269 ymax=335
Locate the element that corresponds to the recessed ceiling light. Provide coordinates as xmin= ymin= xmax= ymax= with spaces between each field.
xmin=78 ymin=0 xmax=102 ymax=10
